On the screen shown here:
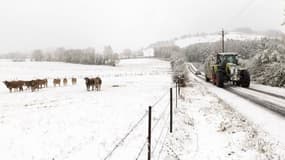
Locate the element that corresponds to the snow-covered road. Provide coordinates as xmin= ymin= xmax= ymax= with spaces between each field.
xmin=159 ymin=65 xmax=285 ymax=160
xmin=186 ymin=63 xmax=285 ymax=145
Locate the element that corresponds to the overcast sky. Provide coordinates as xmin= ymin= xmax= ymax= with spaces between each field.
xmin=0 ymin=0 xmax=284 ymax=53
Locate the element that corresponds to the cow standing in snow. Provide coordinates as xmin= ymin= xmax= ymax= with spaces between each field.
xmin=84 ymin=77 xmax=95 ymax=91
xmin=63 ymin=78 xmax=68 ymax=86
xmin=3 ymin=80 xmax=24 ymax=92
xmin=95 ymin=77 xmax=102 ymax=91
xmin=71 ymin=78 xmax=77 ymax=85
xmin=53 ymin=79 xmax=61 ymax=87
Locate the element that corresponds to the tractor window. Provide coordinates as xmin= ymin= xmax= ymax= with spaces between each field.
xmin=225 ymin=55 xmax=238 ymax=64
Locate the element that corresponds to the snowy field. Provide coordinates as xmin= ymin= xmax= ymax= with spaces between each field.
xmin=0 ymin=59 xmax=172 ymax=160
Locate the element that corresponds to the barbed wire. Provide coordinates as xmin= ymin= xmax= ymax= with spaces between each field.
xmin=151 ymin=102 xmax=170 ymax=132
xmin=134 ymin=112 xmax=169 ymax=160
xmin=152 ymin=110 xmax=170 ymax=155
xmin=134 ymin=96 xmax=172 ymax=160
xmin=103 ymin=110 xmax=148 ymax=160
xmin=103 ymin=83 xmax=176 ymax=160
xmin=151 ymin=90 xmax=170 ymax=109
xmin=134 ymin=139 xmax=147 ymax=160
xmin=157 ymin=125 xmax=170 ymax=160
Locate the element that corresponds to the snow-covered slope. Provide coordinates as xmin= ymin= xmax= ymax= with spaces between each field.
xmin=175 ymin=32 xmax=265 ymax=48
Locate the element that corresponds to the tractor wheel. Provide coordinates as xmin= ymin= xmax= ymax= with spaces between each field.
xmin=236 ymin=81 xmax=240 ymax=86
xmin=205 ymin=75 xmax=210 ymax=82
xmin=216 ymin=71 xmax=224 ymax=88
xmin=240 ymin=70 xmax=250 ymax=88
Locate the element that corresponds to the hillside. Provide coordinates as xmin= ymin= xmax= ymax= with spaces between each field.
xmin=148 ymin=28 xmax=284 ymax=50
xmin=175 ymin=32 xmax=265 ymax=48
xmin=147 ymin=29 xmax=285 ymax=87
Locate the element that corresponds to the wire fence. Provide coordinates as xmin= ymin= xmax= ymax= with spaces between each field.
xmin=134 ymin=104 xmax=171 ymax=160
xmin=103 ymin=111 xmax=148 ymax=160
xmin=103 ymin=84 xmax=179 ymax=160
xmin=133 ymin=86 xmax=178 ymax=160
xmin=157 ymin=127 xmax=169 ymax=160
xmin=152 ymin=110 xmax=170 ymax=155
xmin=135 ymin=139 xmax=147 ymax=160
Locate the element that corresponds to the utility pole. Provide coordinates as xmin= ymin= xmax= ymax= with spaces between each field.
xmin=222 ymin=29 xmax=225 ymax=53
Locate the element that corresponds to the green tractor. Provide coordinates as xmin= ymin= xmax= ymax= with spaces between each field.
xmin=204 ymin=52 xmax=250 ymax=88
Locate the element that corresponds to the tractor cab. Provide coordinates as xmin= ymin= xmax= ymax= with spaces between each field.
xmin=216 ymin=52 xmax=238 ymax=66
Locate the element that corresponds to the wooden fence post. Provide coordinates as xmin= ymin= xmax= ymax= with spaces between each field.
xmin=175 ymin=81 xmax=178 ymax=108
xmin=170 ymin=88 xmax=173 ymax=133
xmin=148 ymin=106 xmax=152 ymax=160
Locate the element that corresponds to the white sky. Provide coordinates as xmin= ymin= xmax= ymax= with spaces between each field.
xmin=0 ymin=0 xmax=284 ymax=53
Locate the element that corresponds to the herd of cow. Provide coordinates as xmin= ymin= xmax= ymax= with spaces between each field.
xmin=3 ymin=79 xmax=48 ymax=92
xmin=2 ymin=77 xmax=102 ymax=93
xmin=52 ymin=78 xmax=77 ymax=87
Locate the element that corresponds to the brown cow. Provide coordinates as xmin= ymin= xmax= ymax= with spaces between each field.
xmin=24 ymin=80 xmax=32 ymax=89
xmin=71 ymin=78 xmax=77 ymax=85
xmin=23 ymin=80 xmax=43 ymax=92
xmin=3 ymin=80 xmax=24 ymax=92
xmin=63 ymin=78 xmax=68 ymax=86
xmin=17 ymin=80 xmax=26 ymax=91
xmin=23 ymin=80 xmax=38 ymax=92
xmin=53 ymin=79 xmax=61 ymax=87
xmin=94 ymin=77 xmax=102 ymax=91
xmin=36 ymin=79 xmax=48 ymax=88
xmin=84 ymin=77 xmax=95 ymax=91
xmin=30 ymin=80 xmax=40 ymax=92
xmin=43 ymin=79 xmax=48 ymax=88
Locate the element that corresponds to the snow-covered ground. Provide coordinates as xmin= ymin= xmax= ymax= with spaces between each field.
xmin=159 ymin=69 xmax=285 ymax=160
xmin=175 ymin=32 xmax=265 ymax=48
xmin=0 ymin=59 xmax=173 ymax=160
xmin=1 ymin=58 xmax=285 ymax=160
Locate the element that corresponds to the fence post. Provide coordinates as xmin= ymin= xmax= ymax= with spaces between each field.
xmin=170 ymin=88 xmax=173 ymax=133
xmin=148 ymin=106 xmax=152 ymax=160
xmin=178 ymin=83 xmax=180 ymax=97
xmin=175 ymin=81 xmax=178 ymax=108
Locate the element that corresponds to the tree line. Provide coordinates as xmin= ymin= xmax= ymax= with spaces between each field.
xmin=0 ymin=46 xmax=121 ymax=66
xmin=31 ymin=46 xmax=119 ymax=66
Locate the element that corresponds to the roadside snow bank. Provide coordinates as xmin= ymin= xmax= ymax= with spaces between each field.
xmin=160 ymin=75 xmax=285 ymax=160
